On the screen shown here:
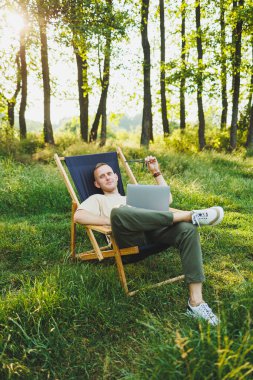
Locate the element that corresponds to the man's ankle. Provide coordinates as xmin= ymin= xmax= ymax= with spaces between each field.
xmin=189 ymin=298 xmax=204 ymax=307
xmin=173 ymin=211 xmax=192 ymax=223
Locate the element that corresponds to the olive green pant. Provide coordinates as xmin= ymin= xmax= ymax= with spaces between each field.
xmin=110 ymin=205 xmax=205 ymax=284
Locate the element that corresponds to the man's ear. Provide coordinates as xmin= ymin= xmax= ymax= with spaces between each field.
xmin=94 ymin=180 xmax=100 ymax=189
xmin=114 ymin=173 xmax=118 ymax=181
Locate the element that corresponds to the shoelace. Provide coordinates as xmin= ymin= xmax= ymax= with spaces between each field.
xmin=192 ymin=212 xmax=209 ymax=227
xmin=192 ymin=214 xmax=200 ymax=227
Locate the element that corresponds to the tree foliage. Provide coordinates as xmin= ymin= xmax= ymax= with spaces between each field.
xmin=0 ymin=0 xmax=252 ymax=150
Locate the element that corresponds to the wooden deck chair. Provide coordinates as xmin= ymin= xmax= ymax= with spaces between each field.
xmin=54 ymin=147 xmax=184 ymax=296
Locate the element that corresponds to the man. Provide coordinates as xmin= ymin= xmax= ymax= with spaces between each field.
xmin=74 ymin=156 xmax=224 ymax=326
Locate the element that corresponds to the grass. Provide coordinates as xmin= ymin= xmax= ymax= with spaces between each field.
xmin=0 ymin=144 xmax=253 ymax=379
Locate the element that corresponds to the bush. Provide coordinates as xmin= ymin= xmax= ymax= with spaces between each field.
xmin=205 ymin=128 xmax=230 ymax=151
xmin=164 ymin=128 xmax=199 ymax=153
xmin=0 ymin=127 xmax=45 ymax=162
xmin=54 ymin=132 xmax=80 ymax=151
xmin=19 ymin=134 xmax=44 ymax=155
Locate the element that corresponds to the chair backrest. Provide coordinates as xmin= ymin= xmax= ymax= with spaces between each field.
xmin=65 ymin=151 xmax=125 ymax=203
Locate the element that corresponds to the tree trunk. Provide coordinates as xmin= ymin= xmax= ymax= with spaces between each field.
xmin=7 ymin=53 xmax=21 ymax=128
xmin=180 ymin=0 xmax=186 ymax=130
xmin=246 ymin=104 xmax=253 ymax=149
xmin=141 ymin=0 xmax=153 ymax=147
xmin=159 ymin=0 xmax=169 ymax=136
xmin=75 ymin=49 xmax=89 ymax=142
xmin=99 ymin=30 xmax=111 ymax=147
xmin=38 ymin=13 xmax=54 ymax=144
xmin=195 ymin=0 xmax=206 ymax=150
xmin=246 ymin=38 xmax=253 ymax=148
xmin=7 ymin=102 xmax=15 ymax=128
xmin=220 ymin=0 xmax=228 ymax=130
xmin=230 ymin=0 xmax=244 ymax=150
xmin=19 ymin=27 xmax=28 ymax=139
xmin=100 ymin=95 xmax=107 ymax=147
xmin=90 ymin=33 xmax=111 ymax=143
xmin=90 ymin=94 xmax=102 ymax=142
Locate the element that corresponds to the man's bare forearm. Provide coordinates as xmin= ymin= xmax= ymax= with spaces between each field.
xmin=145 ymin=155 xmax=173 ymax=204
xmin=155 ymin=173 xmax=173 ymax=204
xmin=154 ymin=173 xmax=168 ymax=186
xmin=74 ymin=209 xmax=110 ymax=225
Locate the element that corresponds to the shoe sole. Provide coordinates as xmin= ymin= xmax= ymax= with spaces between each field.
xmin=209 ymin=206 xmax=224 ymax=226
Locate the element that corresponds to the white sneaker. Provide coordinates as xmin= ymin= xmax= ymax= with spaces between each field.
xmin=187 ymin=300 xmax=219 ymax=326
xmin=191 ymin=206 xmax=224 ymax=226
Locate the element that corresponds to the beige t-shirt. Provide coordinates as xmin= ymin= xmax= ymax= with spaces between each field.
xmin=78 ymin=193 xmax=126 ymax=219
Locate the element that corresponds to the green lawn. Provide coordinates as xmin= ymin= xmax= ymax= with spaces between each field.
xmin=0 ymin=146 xmax=253 ymax=379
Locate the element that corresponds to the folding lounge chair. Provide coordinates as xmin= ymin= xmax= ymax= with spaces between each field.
xmin=54 ymin=147 xmax=184 ymax=296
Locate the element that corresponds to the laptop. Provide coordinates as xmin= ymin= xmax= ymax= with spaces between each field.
xmin=126 ymin=184 xmax=170 ymax=211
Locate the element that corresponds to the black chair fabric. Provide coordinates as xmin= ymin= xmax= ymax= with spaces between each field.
xmin=65 ymin=152 xmax=125 ymax=203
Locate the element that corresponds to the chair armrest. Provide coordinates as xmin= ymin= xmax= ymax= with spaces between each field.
xmin=85 ymin=225 xmax=112 ymax=234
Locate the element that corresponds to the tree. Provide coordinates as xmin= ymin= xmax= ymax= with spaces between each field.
xmin=220 ymin=0 xmax=228 ymax=129
xmin=19 ymin=0 xmax=28 ymax=139
xmin=74 ymin=41 xmax=89 ymax=142
xmin=159 ymin=0 xmax=169 ymax=136
xmin=35 ymin=0 xmax=57 ymax=144
xmin=99 ymin=28 xmax=111 ymax=147
xmin=89 ymin=31 xmax=111 ymax=145
xmin=195 ymin=0 xmax=206 ymax=150
xmin=180 ymin=0 xmax=186 ymax=130
xmin=246 ymin=99 xmax=253 ymax=148
xmin=60 ymin=0 xmax=91 ymax=142
xmin=89 ymin=0 xmax=127 ymax=145
xmin=245 ymin=36 xmax=253 ymax=148
xmin=229 ymin=0 xmax=244 ymax=150
xmin=0 ymin=4 xmax=23 ymax=132
xmin=7 ymin=52 xmax=21 ymax=128
xmin=141 ymin=0 xmax=153 ymax=147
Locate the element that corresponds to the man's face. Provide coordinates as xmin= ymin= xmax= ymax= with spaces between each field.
xmin=94 ymin=164 xmax=118 ymax=193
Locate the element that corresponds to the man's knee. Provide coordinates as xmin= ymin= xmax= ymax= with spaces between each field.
xmin=177 ymin=221 xmax=198 ymax=233
xmin=175 ymin=222 xmax=199 ymax=244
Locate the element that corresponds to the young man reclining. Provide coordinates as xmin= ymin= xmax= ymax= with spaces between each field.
xmin=74 ymin=156 xmax=224 ymax=326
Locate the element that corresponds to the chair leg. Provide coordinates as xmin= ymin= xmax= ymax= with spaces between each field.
xmin=71 ymin=202 xmax=77 ymax=259
xmin=110 ymin=236 xmax=129 ymax=294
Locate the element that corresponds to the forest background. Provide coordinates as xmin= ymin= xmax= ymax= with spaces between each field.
xmin=0 ymin=0 xmax=252 ymax=153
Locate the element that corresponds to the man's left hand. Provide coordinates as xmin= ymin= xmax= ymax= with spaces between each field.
xmin=145 ymin=155 xmax=160 ymax=174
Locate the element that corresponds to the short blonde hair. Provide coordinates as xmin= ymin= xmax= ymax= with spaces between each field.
xmin=94 ymin=162 xmax=108 ymax=170
xmin=93 ymin=162 xmax=112 ymax=180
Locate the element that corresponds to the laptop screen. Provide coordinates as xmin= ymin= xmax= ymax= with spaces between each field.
xmin=126 ymin=184 xmax=170 ymax=211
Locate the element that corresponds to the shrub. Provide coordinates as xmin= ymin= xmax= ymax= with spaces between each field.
xmin=54 ymin=132 xmax=80 ymax=151
xmin=18 ymin=134 xmax=44 ymax=155
xmin=164 ymin=128 xmax=199 ymax=153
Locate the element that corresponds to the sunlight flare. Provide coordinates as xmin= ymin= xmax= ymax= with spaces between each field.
xmin=1 ymin=10 xmax=25 ymax=38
